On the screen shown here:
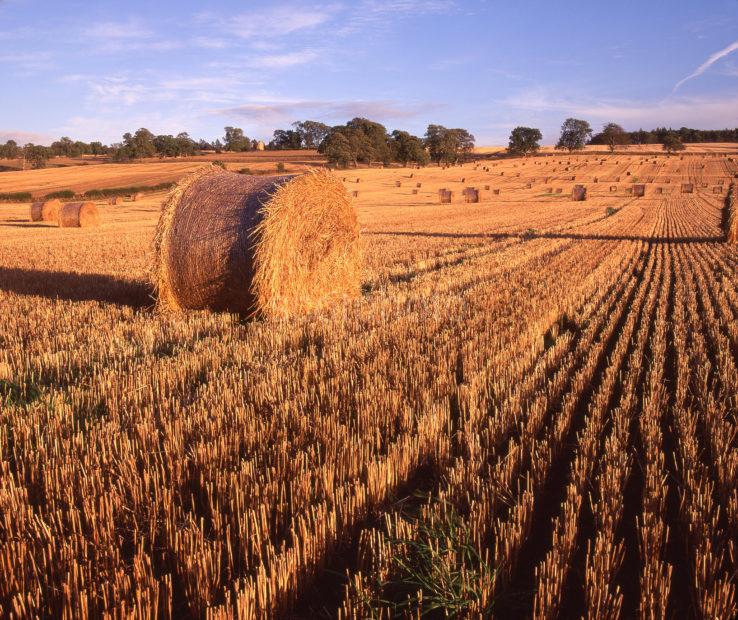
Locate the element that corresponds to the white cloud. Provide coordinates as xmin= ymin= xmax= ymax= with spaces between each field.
xmin=84 ymin=18 xmax=153 ymax=40
xmin=219 ymin=5 xmax=337 ymax=39
xmin=246 ymin=50 xmax=319 ymax=69
xmin=0 ymin=129 xmax=53 ymax=144
xmin=500 ymin=88 xmax=738 ymax=130
xmin=673 ymin=39 xmax=738 ymax=91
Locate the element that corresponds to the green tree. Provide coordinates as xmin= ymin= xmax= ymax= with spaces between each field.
xmin=223 ymin=126 xmax=251 ymax=152
xmin=424 ymin=125 xmax=475 ymax=164
xmin=507 ymin=126 xmax=542 ymax=156
xmin=346 ymin=118 xmax=391 ymax=164
xmin=176 ymin=132 xmax=196 ymax=156
xmin=600 ymin=123 xmax=630 ymax=152
xmin=0 ymin=140 xmax=20 ymax=159
xmin=292 ymin=120 xmax=331 ymax=149
xmin=319 ymin=131 xmax=354 ymax=167
xmin=662 ymin=131 xmax=685 ymax=154
xmin=23 ymin=144 xmax=51 ymax=169
xmin=555 ymin=118 xmax=592 ymax=152
xmin=269 ymin=129 xmax=302 ymax=150
xmin=389 ymin=130 xmax=429 ymax=166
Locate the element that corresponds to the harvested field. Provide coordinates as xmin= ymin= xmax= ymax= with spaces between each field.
xmin=1 ymin=153 xmax=737 ymax=618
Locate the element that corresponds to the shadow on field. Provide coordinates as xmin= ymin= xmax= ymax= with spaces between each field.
xmin=0 ymin=267 xmax=154 ymax=309
xmin=2 ymin=222 xmax=55 ymax=228
xmin=365 ymin=230 xmax=723 ymax=243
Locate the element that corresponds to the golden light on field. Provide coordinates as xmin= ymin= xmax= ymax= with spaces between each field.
xmin=0 ymin=150 xmax=737 ymax=617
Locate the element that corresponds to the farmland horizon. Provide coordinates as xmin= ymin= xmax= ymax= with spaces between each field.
xmin=1 ymin=0 xmax=737 ymax=146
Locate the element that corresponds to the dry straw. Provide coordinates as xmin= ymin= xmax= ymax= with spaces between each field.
xmin=58 ymin=202 xmax=99 ymax=227
xmin=727 ymin=184 xmax=737 ymax=244
xmin=30 ymin=198 xmax=61 ymax=222
xmin=152 ymin=166 xmax=361 ymax=318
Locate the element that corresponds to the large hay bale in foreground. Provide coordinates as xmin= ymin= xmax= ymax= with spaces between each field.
xmin=58 ymin=202 xmax=99 ymax=228
xmin=152 ymin=167 xmax=361 ymax=318
xmin=30 ymin=199 xmax=61 ymax=222
xmin=633 ymin=184 xmax=646 ymax=197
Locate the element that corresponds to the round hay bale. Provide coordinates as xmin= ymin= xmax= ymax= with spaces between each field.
xmin=152 ymin=166 xmax=361 ymax=318
xmin=30 ymin=198 xmax=61 ymax=222
xmin=58 ymin=202 xmax=99 ymax=227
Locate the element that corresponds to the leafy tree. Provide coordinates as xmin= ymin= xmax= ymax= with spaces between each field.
xmin=223 ymin=126 xmax=251 ymax=152
xmin=507 ymin=126 xmax=542 ymax=156
xmin=197 ymin=139 xmax=214 ymax=151
xmin=269 ymin=129 xmax=302 ymax=150
xmin=319 ymin=131 xmax=354 ymax=167
xmin=23 ymin=144 xmax=51 ymax=169
xmin=424 ymin=125 xmax=475 ymax=164
xmin=346 ymin=118 xmax=391 ymax=164
xmin=630 ymin=128 xmax=656 ymax=145
xmin=89 ymin=141 xmax=106 ymax=155
xmin=0 ymin=140 xmax=20 ymax=159
xmin=600 ymin=123 xmax=630 ymax=152
xmin=662 ymin=131 xmax=686 ymax=154
xmin=389 ymin=130 xmax=429 ymax=166
xmin=555 ymin=118 xmax=593 ymax=152
xmin=213 ymin=139 xmax=224 ymax=153
xmin=292 ymin=120 xmax=331 ymax=149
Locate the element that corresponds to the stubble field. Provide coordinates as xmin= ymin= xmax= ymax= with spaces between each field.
xmin=1 ymin=150 xmax=737 ymax=618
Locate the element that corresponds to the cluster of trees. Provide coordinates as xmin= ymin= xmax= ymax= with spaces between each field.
xmin=5 ymin=117 xmax=736 ymax=170
xmin=507 ymin=118 xmax=694 ymax=156
xmin=317 ymin=120 xmax=474 ymax=167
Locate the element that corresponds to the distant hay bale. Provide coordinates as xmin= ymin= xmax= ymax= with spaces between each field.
xmin=626 ymin=172 xmax=631 ymax=176
xmin=463 ymin=187 xmax=481 ymax=203
xmin=412 ymin=189 xmax=419 ymax=195
xmin=555 ymin=188 xmax=562 ymax=194
xmin=681 ymin=183 xmax=694 ymax=194
xmin=395 ymin=181 xmax=402 ymax=188
xmin=133 ymin=192 xmax=144 ymax=201
xmin=352 ymin=190 xmax=359 ymax=198
xmin=493 ymin=189 xmax=501 ymax=195
xmin=525 ymin=183 xmax=532 ymax=189
xmin=108 ymin=196 xmax=119 ymax=205
xmin=571 ymin=185 xmax=587 ymax=201
xmin=701 ymin=183 xmax=708 ymax=188
xmin=416 ymin=182 xmax=422 ymax=188
xmin=626 ymin=187 xmax=633 ymax=195
xmin=633 ymin=184 xmax=646 ymax=197
xmin=152 ymin=166 xmax=361 ymax=318
xmin=484 ymin=185 xmax=490 ymax=190
xmin=546 ymin=187 xmax=553 ymax=193
xmin=616 ymin=176 xmax=621 ymax=182
xmin=58 ymin=202 xmax=99 ymax=228
xmin=655 ymin=187 xmax=663 ymax=194
xmin=30 ymin=198 xmax=61 ymax=222
xmin=593 ymin=177 xmax=599 ymax=183
xmin=438 ymin=189 xmax=453 ymax=203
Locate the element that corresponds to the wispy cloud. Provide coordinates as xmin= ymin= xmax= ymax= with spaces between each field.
xmin=84 ymin=18 xmax=153 ymax=40
xmin=0 ymin=129 xmax=53 ymax=144
xmin=0 ymin=51 xmax=53 ymax=71
xmin=245 ymin=50 xmax=320 ymax=69
xmin=215 ymin=5 xmax=338 ymax=39
xmin=673 ymin=39 xmax=738 ymax=91
xmin=499 ymin=87 xmax=738 ymax=130
xmin=218 ymin=99 xmax=443 ymax=125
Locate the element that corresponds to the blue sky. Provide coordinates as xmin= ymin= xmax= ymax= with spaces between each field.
xmin=0 ymin=0 xmax=737 ymax=146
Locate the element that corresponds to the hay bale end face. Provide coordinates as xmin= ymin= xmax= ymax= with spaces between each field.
xmin=571 ymin=185 xmax=587 ymax=201
xmin=30 ymin=199 xmax=61 ymax=222
xmin=681 ymin=183 xmax=694 ymax=194
xmin=58 ymin=202 xmax=99 ymax=228
xmin=153 ymin=167 xmax=361 ymax=318
xmin=438 ymin=189 xmax=453 ymax=203
xmin=463 ymin=187 xmax=481 ymax=203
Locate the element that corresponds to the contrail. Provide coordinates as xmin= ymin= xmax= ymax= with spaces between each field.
xmin=674 ymin=39 xmax=738 ymax=91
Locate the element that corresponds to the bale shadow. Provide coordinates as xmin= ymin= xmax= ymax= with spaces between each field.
xmin=1 ymin=222 xmax=55 ymax=228
xmin=0 ymin=267 xmax=154 ymax=308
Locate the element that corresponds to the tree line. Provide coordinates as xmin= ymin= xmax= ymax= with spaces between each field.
xmin=2 ymin=118 xmax=736 ymax=169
